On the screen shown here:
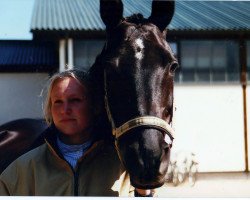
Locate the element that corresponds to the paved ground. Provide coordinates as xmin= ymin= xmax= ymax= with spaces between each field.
xmin=155 ymin=172 xmax=250 ymax=197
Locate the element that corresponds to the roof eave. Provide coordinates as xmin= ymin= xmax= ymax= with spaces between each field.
xmin=31 ymin=29 xmax=106 ymax=40
xmin=167 ymin=29 xmax=250 ymax=40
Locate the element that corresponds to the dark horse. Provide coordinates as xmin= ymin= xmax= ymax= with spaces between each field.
xmin=89 ymin=0 xmax=178 ymax=189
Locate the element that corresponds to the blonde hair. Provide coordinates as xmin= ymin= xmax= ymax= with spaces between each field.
xmin=43 ymin=69 xmax=89 ymax=126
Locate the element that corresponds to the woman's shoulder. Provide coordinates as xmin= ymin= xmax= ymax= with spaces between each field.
xmin=1 ymin=144 xmax=47 ymax=177
xmin=0 ymin=144 xmax=49 ymax=195
xmin=17 ymin=143 xmax=47 ymax=162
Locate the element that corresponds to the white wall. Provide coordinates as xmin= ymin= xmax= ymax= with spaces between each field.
xmin=0 ymin=74 xmax=247 ymax=172
xmin=173 ymin=84 xmax=245 ymax=172
xmin=0 ymin=73 xmax=49 ymax=125
xmin=247 ymin=86 xmax=250 ymax=171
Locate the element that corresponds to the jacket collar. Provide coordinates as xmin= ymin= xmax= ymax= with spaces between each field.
xmin=42 ymin=125 xmax=112 ymax=167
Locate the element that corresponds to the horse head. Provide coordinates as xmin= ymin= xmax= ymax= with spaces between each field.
xmin=90 ymin=0 xmax=178 ymax=189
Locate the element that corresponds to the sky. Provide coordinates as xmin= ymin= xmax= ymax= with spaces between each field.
xmin=0 ymin=0 xmax=35 ymax=40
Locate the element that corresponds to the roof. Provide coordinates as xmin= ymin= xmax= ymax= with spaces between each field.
xmin=30 ymin=0 xmax=250 ymax=33
xmin=0 ymin=41 xmax=58 ymax=72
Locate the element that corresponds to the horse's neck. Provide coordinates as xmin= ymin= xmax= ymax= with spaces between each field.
xmin=89 ymin=55 xmax=113 ymax=142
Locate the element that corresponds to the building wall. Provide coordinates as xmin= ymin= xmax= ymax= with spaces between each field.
xmin=0 ymin=73 xmax=49 ymax=125
xmin=247 ymin=86 xmax=250 ymax=171
xmin=173 ymin=84 xmax=245 ymax=172
xmin=72 ymin=38 xmax=248 ymax=172
xmin=0 ymin=73 xmax=247 ymax=172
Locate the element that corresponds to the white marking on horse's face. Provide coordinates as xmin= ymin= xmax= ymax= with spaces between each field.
xmin=135 ymin=38 xmax=144 ymax=60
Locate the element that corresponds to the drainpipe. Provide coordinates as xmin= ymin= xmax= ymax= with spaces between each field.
xmin=67 ymin=38 xmax=74 ymax=70
xmin=239 ymin=36 xmax=248 ymax=172
xmin=59 ymin=39 xmax=66 ymax=72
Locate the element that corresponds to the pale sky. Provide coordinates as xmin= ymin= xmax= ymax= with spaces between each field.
xmin=0 ymin=0 xmax=34 ymax=40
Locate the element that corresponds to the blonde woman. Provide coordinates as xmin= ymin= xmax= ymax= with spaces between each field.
xmin=0 ymin=69 xmax=131 ymax=196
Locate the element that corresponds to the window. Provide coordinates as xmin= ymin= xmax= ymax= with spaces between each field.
xmin=74 ymin=40 xmax=105 ymax=71
xmin=175 ymin=40 xmax=239 ymax=83
xmin=169 ymin=42 xmax=178 ymax=59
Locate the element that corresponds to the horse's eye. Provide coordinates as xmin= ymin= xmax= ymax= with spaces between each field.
xmin=169 ymin=61 xmax=179 ymax=73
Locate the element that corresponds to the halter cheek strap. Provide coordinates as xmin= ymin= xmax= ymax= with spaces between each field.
xmin=104 ymin=70 xmax=175 ymax=140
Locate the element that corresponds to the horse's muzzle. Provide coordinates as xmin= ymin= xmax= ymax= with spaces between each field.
xmin=117 ymin=128 xmax=171 ymax=189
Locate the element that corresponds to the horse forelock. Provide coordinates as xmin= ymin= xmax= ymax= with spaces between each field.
xmin=125 ymin=13 xmax=147 ymax=25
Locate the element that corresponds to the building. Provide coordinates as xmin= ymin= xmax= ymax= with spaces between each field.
xmin=1 ymin=0 xmax=250 ymax=173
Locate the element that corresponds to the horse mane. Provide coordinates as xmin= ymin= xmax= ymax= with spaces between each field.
xmin=125 ymin=13 xmax=147 ymax=25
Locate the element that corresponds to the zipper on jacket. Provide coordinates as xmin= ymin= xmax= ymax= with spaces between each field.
xmin=74 ymin=170 xmax=79 ymax=196
xmin=45 ymin=135 xmax=84 ymax=196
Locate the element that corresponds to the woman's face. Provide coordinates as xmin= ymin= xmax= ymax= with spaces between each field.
xmin=50 ymin=77 xmax=92 ymax=144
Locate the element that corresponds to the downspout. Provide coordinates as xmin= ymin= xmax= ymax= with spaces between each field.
xmin=59 ymin=39 xmax=66 ymax=72
xmin=67 ymin=38 xmax=74 ymax=70
xmin=239 ymin=36 xmax=248 ymax=172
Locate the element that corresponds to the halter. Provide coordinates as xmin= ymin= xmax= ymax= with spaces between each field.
xmin=104 ymin=70 xmax=175 ymax=141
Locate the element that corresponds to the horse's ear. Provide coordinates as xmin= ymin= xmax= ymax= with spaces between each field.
xmin=148 ymin=0 xmax=175 ymax=32
xmin=100 ymin=0 xmax=123 ymax=29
